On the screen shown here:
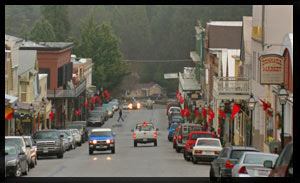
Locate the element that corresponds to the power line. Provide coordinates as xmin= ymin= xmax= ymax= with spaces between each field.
xmin=124 ymin=59 xmax=193 ymax=63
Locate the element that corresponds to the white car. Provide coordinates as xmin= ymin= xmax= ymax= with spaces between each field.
xmin=23 ymin=136 xmax=37 ymax=168
xmin=131 ymin=122 xmax=158 ymax=147
xmin=231 ymin=151 xmax=278 ymax=177
xmin=70 ymin=129 xmax=82 ymax=146
xmin=192 ymin=138 xmax=222 ymax=164
xmin=168 ymin=107 xmax=181 ymax=116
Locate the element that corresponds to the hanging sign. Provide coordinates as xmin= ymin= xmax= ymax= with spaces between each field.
xmin=259 ymin=54 xmax=284 ymax=85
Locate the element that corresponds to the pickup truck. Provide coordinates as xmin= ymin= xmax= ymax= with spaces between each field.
xmin=131 ymin=122 xmax=158 ymax=147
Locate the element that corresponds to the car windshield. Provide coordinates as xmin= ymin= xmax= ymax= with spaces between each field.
xmin=89 ymin=113 xmax=101 ymax=118
xmin=171 ymin=124 xmax=179 ymax=129
xmin=91 ymin=131 xmax=112 ymax=137
xmin=243 ymin=154 xmax=278 ymax=165
xmin=60 ymin=130 xmax=71 ymax=136
xmin=59 ymin=132 xmax=69 ymax=139
xmin=172 ymin=117 xmax=184 ymax=122
xmin=137 ymin=125 xmax=154 ymax=131
xmin=191 ymin=133 xmax=214 ymax=140
xmin=196 ymin=139 xmax=221 ymax=147
xmin=230 ymin=150 xmax=257 ymax=159
xmin=5 ymin=138 xmax=24 ymax=150
xmin=170 ymin=108 xmax=180 ymax=112
xmin=5 ymin=146 xmax=17 ymax=155
xmin=24 ymin=138 xmax=32 ymax=146
xmin=72 ymin=129 xmax=79 ymax=134
xmin=34 ymin=131 xmax=58 ymax=139
xmin=68 ymin=125 xmax=82 ymax=129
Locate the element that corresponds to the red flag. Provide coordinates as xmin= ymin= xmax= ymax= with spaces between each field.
xmin=49 ymin=112 xmax=54 ymax=119
xmin=96 ymin=96 xmax=100 ymax=101
xmin=208 ymin=109 xmax=215 ymax=123
xmin=77 ymin=109 xmax=81 ymax=115
xmin=218 ymin=108 xmax=226 ymax=119
xmin=258 ymin=98 xmax=271 ymax=111
xmin=181 ymin=110 xmax=185 ymax=117
xmin=202 ymin=107 xmax=207 ymax=119
xmin=6 ymin=112 xmax=12 ymax=120
xmin=187 ymin=109 xmax=191 ymax=117
xmin=195 ymin=110 xmax=199 ymax=118
xmin=104 ymin=90 xmax=110 ymax=98
xmin=92 ymin=97 xmax=96 ymax=104
xmin=180 ymin=95 xmax=184 ymax=104
xmin=231 ymin=103 xmax=240 ymax=121
xmin=75 ymin=111 xmax=79 ymax=116
xmin=85 ymin=101 xmax=89 ymax=107
xmin=218 ymin=127 xmax=221 ymax=135
xmin=176 ymin=90 xmax=179 ymax=101
xmin=101 ymin=92 xmax=105 ymax=98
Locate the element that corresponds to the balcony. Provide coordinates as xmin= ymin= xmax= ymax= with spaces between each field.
xmin=47 ymin=79 xmax=86 ymax=98
xmin=213 ymin=76 xmax=250 ymax=100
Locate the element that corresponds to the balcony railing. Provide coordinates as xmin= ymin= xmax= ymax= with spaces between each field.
xmin=47 ymin=79 xmax=86 ymax=98
xmin=213 ymin=76 xmax=249 ymax=95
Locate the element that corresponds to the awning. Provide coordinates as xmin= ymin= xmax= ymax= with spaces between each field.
xmin=179 ymin=72 xmax=201 ymax=91
xmin=5 ymin=94 xmax=18 ymax=104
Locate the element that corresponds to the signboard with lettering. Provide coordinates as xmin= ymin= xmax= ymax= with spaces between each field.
xmin=259 ymin=54 xmax=284 ymax=85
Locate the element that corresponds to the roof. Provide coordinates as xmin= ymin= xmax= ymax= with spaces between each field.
xmin=135 ymin=82 xmax=161 ymax=90
xmin=207 ymin=21 xmax=243 ymax=26
xmin=91 ymin=128 xmax=112 ymax=132
xmin=227 ymin=145 xmax=259 ymax=151
xmin=195 ymin=138 xmax=220 ymax=141
xmin=207 ymin=23 xmax=242 ymax=49
xmin=5 ymin=34 xmax=23 ymax=43
xmin=18 ymin=50 xmax=37 ymax=76
xmin=20 ymin=41 xmax=73 ymax=51
xmin=5 ymin=94 xmax=18 ymax=104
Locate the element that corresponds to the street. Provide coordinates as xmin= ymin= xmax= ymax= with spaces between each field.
xmin=27 ymin=104 xmax=210 ymax=177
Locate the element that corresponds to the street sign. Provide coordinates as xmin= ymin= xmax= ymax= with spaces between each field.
xmin=259 ymin=54 xmax=284 ymax=85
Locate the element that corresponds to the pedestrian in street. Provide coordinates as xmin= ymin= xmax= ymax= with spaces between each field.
xmin=117 ymin=108 xmax=124 ymax=122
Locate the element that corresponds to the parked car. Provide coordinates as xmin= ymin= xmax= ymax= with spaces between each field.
xmin=94 ymin=107 xmax=109 ymax=121
xmin=89 ymin=128 xmax=116 ymax=154
xmin=191 ymin=138 xmax=223 ymax=164
xmin=68 ymin=121 xmax=89 ymax=142
xmin=58 ymin=131 xmax=71 ymax=151
xmin=71 ymin=129 xmax=82 ymax=146
xmin=174 ymin=123 xmax=203 ymax=153
xmin=33 ymin=130 xmax=65 ymax=159
xmin=166 ymin=102 xmax=181 ymax=115
xmin=149 ymin=93 xmax=163 ymax=100
xmin=23 ymin=136 xmax=37 ymax=168
xmin=210 ymin=145 xmax=259 ymax=181
xmin=87 ymin=112 xmax=104 ymax=127
xmin=167 ymin=106 xmax=181 ymax=117
xmin=5 ymin=136 xmax=31 ymax=172
xmin=59 ymin=129 xmax=76 ymax=150
xmin=67 ymin=123 xmax=87 ymax=143
xmin=168 ymin=123 xmax=179 ymax=141
xmin=109 ymin=100 xmax=119 ymax=111
xmin=102 ymin=104 xmax=114 ymax=117
xmin=231 ymin=151 xmax=278 ymax=177
xmin=264 ymin=141 xmax=293 ymax=177
xmin=5 ymin=143 xmax=28 ymax=177
xmin=184 ymin=131 xmax=217 ymax=161
xmin=168 ymin=113 xmax=184 ymax=128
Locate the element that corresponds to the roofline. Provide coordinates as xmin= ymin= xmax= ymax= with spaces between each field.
xmin=20 ymin=43 xmax=73 ymax=51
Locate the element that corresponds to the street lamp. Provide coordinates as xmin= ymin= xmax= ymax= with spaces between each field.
xmin=248 ymin=94 xmax=256 ymax=146
xmin=230 ymin=99 xmax=234 ymax=145
xmin=13 ymin=103 xmax=19 ymax=135
xmin=63 ymin=104 xmax=67 ymax=128
xmin=51 ymin=105 xmax=56 ymax=129
xmin=278 ymin=84 xmax=289 ymax=150
xmin=29 ymin=103 xmax=34 ymax=135
xmin=219 ymin=100 xmax=225 ymax=145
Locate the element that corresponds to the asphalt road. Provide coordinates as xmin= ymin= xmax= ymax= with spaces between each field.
xmin=27 ymin=104 xmax=210 ymax=177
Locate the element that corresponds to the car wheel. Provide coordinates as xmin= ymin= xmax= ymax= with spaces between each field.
xmin=134 ymin=141 xmax=137 ymax=147
xmin=184 ymin=152 xmax=190 ymax=161
xmin=15 ymin=163 xmax=22 ymax=177
xmin=210 ymin=166 xmax=216 ymax=182
xmin=78 ymin=142 xmax=82 ymax=146
xmin=89 ymin=149 xmax=93 ymax=155
xmin=35 ymin=156 xmax=37 ymax=165
xmin=111 ymin=147 xmax=115 ymax=154
xmin=23 ymin=162 xmax=29 ymax=175
xmin=192 ymin=156 xmax=198 ymax=164
xmin=173 ymin=142 xmax=176 ymax=149
xmin=31 ymin=158 xmax=35 ymax=168
xmin=57 ymin=152 xmax=64 ymax=159
xmin=154 ymin=141 xmax=157 ymax=146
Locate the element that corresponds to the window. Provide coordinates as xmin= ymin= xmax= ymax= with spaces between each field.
xmin=221 ymin=148 xmax=229 ymax=158
xmin=20 ymin=83 xmax=27 ymax=102
xmin=253 ymin=51 xmax=256 ymax=81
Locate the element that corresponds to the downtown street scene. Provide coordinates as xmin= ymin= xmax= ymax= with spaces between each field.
xmin=5 ymin=5 xmax=293 ymax=181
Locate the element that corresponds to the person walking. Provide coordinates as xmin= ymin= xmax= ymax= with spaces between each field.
xmin=117 ymin=108 xmax=124 ymax=122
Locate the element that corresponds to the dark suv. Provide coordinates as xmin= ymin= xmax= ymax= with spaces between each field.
xmin=33 ymin=130 xmax=65 ymax=159
xmin=210 ymin=145 xmax=259 ymax=181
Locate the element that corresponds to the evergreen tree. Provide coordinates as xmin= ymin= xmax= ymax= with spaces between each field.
xmin=28 ymin=17 xmax=56 ymax=42
xmin=41 ymin=5 xmax=71 ymax=41
xmin=19 ymin=24 xmax=29 ymax=41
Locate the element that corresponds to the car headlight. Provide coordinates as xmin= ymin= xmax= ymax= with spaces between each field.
xmin=7 ymin=159 xmax=17 ymax=166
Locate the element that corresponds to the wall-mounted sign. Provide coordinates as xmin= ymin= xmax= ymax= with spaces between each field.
xmin=259 ymin=54 xmax=284 ymax=85
xmin=191 ymin=93 xmax=198 ymax=99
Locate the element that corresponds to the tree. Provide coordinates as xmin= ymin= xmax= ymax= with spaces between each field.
xmin=28 ymin=17 xmax=56 ymax=42
xmin=74 ymin=8 xmax=130 ymax=91
xmin=41 ymin=5 xmax=71 ymax=41
xmin=19 ymin=24 xmax=29 ymax=41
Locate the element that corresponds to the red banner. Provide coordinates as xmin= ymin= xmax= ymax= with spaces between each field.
xmin=49 ymin=112 xmax=54 ymax=119
xmin=258 ymin=98 xmax=271 ymax=111
xmin=176 ymin=90 xmax=179 ymax=101
xmin=231 ymin=103 xmax=240 ymax=121
xmin=202 ymin=107 xmax=207 ymax=119
xmin=218 ymin=108 xmax=226 ymax=119
xmin=180 ymin=95 xmax=184 ymax=104
xmin=195 ymin=110 xmax=199 ymax=118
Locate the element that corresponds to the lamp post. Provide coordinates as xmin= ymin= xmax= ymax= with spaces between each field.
xmin=29 ymin=103 xmax=34 ymax=135
xmin=278 ymin=84 xmax=289 ymax=150
xmin=63 ymin=104 xmax=67 ymax=128
xmin=51 ymin=105 xmax=56 ymax=129
xmin=248 ymin=94 xmax=256 ymax=146
xmin=219 ymin=100 xmax=225 ymax=145
xmin=230 ymin=99 xmax=234 ymax=145
xmin=13 ymin=103 xmax=19 ymax=136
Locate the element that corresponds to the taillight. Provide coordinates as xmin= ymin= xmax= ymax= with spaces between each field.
xmin=195 ymin=150 xmax=202 ymax=154
xmin=154 ymin=132 xmax=157 ymax=137
xmin=178 ymin=135 xmax=182 ymax=142
xmin=214 ymin=151 xmax=219 ymax=155
xmin=238 ymin=166 xmax=248 ymax=174
xmin=225 ymin=160 xmax=235 ymax=168
xmin=133 ymin=133 xmax=136 ymax=138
